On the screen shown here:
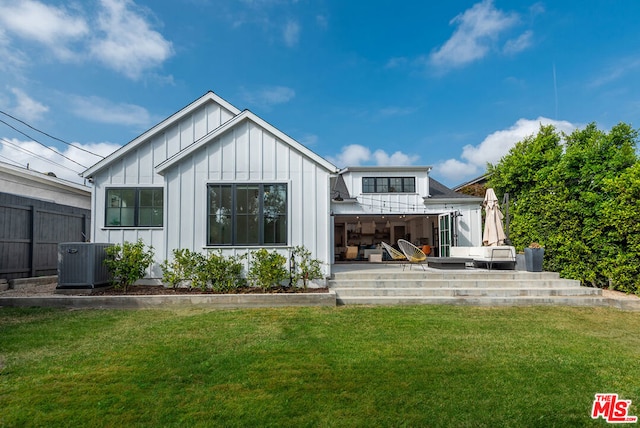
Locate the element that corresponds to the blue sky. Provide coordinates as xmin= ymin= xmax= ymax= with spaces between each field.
xmin=0 ymin=0 xmax=638 ymax=187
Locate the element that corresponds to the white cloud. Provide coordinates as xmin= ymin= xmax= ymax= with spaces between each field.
xmin=90 ymin=0 xmax=174 ymax=79
xmin=327 ymin=144 xmax=419 ymax=168
xmin=0 ymin=28 xmax=26 ymax=73
xmin=430 ymin=0 xmax=520 ymax=70
xmin=283 ymin=20 xmax=300 ymax=47
xmin=0 ymin=0 xmax=173 ymax=79
xmin=0 ymin=0 xmax=89 ymax=61
xmin=373 ymin=149 xmax=419 ymax=166
xmin=503 ymin=30 xmax=533 ymax=54
xmin=9 ymin=88 xmax=49 ymax=122
xmin=298 ymin=134 xmax=318 ymax=147
xmin=0 ymin=137 xmax=119 ymax=183
xmin=433 ymin=117 xmax=577 ymax=184
xmin=68 ymin=95 xmax=153 ymax=127
xmin=242 ymin=86 xmax=296 ymax=108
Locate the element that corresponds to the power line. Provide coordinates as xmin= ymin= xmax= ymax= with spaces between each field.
xmin=0 ymin=109 xmax=104 ymax=159
xmin=0 ymin=118 xmax=87 ymax=169
xmin=0 ymin=153 xmax=23 ymax=167
xmin=0 ymin=137 xmax=83 ymax=174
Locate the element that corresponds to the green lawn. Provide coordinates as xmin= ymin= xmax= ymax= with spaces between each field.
xmin=1 ymin=305 xmax=638 ymax=427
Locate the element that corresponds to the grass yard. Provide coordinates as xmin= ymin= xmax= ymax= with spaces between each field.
xmin=1 ymin=305 xmax=638 ymax=427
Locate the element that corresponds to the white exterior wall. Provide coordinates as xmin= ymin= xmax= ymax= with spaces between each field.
xmin=163 ymin=120 xmax=333 ymax=276
xmin=334 ymin=169 xmax=430 ymax=216
xmin=90 ymin=100 xmax=235 ymax=277
xmin=0 ymin=167 xmax=91 ymax=209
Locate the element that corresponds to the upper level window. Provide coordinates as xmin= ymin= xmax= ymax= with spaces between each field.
xmin=106 ymin=188 xmax=163 ymax=227
xmin=208 ymin=183 xmax=287 ymax=246
xmin=362 ymin=177 xmax=415 ymax=193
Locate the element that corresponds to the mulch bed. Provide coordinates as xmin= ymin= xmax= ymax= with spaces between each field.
xmin=91 ymin=284 xmax=329 ymax=296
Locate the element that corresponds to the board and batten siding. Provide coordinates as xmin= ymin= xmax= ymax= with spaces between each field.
xmin=163 ymin=120 xmax=333 ymax=275
xmin=91 ymin=100 xmax=236 ymax=276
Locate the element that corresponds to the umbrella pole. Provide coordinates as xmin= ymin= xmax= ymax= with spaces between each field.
xmin=503 ymin=192 xmax=510 ymax=242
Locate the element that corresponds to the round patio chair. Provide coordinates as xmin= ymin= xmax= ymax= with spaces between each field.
xmin=397 ymin=239 xmax=427 ymax=271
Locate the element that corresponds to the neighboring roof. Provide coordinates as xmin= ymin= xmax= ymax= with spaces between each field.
xmin=427 ymin=177 xmax=483 ymax=202
xmin=453 ymin=173 xmax=491 ymax=192
xmin=0 ymin=161 xmax=91 ymax=195
xmin=82 ymin=91 xmax=241 ymax=178
xmin=156 ymin=110 xmax=339 ymax=174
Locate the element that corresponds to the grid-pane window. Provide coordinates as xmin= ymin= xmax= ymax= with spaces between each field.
xmin=403 ymin=177 xmax=416 ymax=193
xmin=389 ymin=178 xmax=403 ymax=193
xmin=362 ymin=177 xmax=375 ymax=193
xmin=208 ymin=185 xmax=233 ymax=245
xmin=207 ymin=183 xmax=287 ymax=246
xmin=263 ymin=184 xmax=287 ymax=244
xmin=361 ymin=177 xmax=416 ymax=193
xmin=138 ymin=189 xmax=163 ymax=227
xmin=106 ymin=188 xmax=163 ymax=227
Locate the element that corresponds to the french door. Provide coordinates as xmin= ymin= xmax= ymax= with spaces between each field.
xmin=438 ymin=213 xmax=453 ymax=257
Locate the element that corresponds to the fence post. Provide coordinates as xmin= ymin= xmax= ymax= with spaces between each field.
xmin=30 ymin=205 xmax=37 ymax=277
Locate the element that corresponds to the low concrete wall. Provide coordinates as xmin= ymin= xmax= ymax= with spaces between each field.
xmin=9 ymin=275 xmax=58 ymax=289
xmin=0 ymin=291 xmax=336 ymax=310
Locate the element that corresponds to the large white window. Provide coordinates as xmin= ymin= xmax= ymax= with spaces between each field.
xmin=207 ymin=183 xmax=287 ymax=245
xmin=105 ymin=188 xmax=163 ymax=227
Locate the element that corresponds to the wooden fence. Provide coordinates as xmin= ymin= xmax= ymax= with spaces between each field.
xmin=0 ymin=193 xmax=91 ymax=280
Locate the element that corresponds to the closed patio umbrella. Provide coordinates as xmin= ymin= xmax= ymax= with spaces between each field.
xmin=483 ymin=188 xmax=506 ymax=246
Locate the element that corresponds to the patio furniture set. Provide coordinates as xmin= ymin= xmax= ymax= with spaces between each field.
xmin=378 ymin=240 xmax=516 ymax=271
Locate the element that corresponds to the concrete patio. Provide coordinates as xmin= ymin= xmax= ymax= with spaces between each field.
xmin=329 ymin=263 xmax=640 ymax=310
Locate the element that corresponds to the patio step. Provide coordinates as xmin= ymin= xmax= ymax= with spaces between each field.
xmin=328 ymin=279 xmax=582 ymax=289
xmin=334 ymin=295 xmax=613 ymax=307
xmin=329 ymin=265 xmax=607 ymax=307
xmin=333 ymin=287 xmax=600 ymax=298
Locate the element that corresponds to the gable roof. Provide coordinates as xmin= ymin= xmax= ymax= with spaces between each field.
xmin=427 ymin=177 xmax=483 ymax=202
xmin=82 ymin=91 xmax=241 ymax=178
xmin=155 ymin=109 xmax=339 ymax=174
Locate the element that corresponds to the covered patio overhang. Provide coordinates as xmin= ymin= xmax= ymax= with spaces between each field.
xmin=331 ymin=212 xmax=448 ymax=262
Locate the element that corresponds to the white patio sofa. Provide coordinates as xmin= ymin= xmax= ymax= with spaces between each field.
xmin=450 ymin=246 xmax=516 ymax=270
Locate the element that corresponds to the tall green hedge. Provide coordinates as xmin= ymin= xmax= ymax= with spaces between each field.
xmin=488 ymin=122 xmax=639 ymax=294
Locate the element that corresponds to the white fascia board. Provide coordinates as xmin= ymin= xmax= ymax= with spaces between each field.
xmin=340 ymin=166 xmax=433 ymax=174
xmin=81 ymin=91 xmax=241 ymax=178
xmin=155 ymin=110 xmax=339 ymax=175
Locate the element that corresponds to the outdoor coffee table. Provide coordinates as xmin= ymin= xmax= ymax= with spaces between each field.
xmin=426 ymin=257 xmax=472 ymax=270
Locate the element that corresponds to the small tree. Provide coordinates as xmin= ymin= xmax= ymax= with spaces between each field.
xmin=247 ymin=248 xmax=288 ymax=290
xmin=104 ymin=240 xmax=154 ymax=292
xmin=291 ymin=246 xmax=324 ymax=289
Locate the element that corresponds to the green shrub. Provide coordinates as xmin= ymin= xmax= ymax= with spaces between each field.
xmin=200 ymin=251 xmax=246 ymax=292
xmin=104 ymin=240 xmax=154 ymax=292
xmin=160 ymin=249 xmax=204 ymax=289
xmin=247 ymin=248 xmax=288 ymax=290
xmin=161 ymin=249 xmax=246 ymax=292
xmin=291 ymin=246 xmax=324 ymax=289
